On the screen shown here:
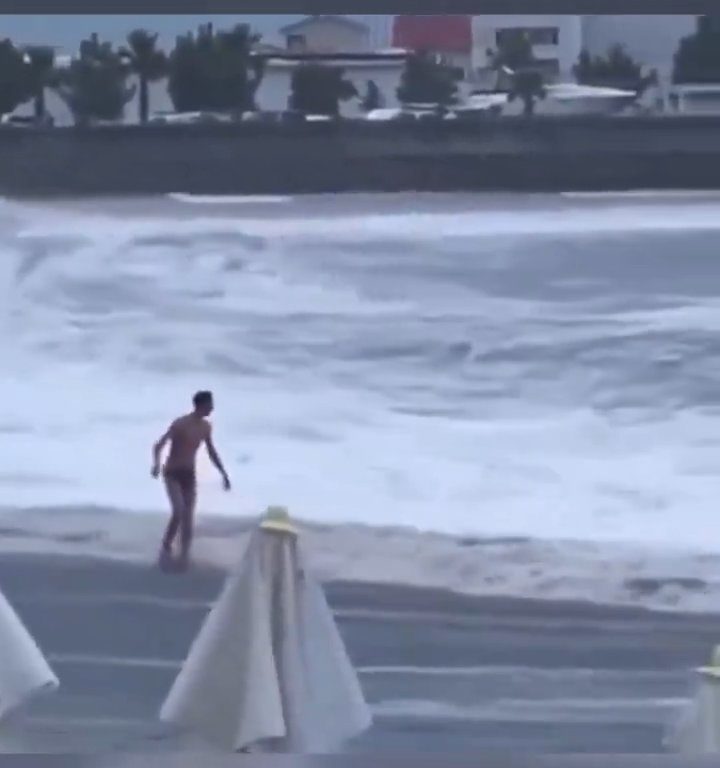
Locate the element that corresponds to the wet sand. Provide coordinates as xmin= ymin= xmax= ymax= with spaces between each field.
xmin=0 ymin=552 xmax=718 ymax=754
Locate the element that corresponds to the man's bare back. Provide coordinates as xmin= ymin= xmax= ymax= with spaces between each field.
xmin=164 ymin=414 xmax=211 ymax=471
xmin=151 ymin=390 xmax=230 ymax=571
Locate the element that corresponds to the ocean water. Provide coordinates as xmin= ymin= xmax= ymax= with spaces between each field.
xmin=3 ymin=191 xmax=720 ymax=611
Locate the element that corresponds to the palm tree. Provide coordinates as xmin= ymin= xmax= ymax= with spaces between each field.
xmin=54 ymin=33 xmax=136 ymax=126
xmin=289 ymin=64 xmax=357 ymax=116
xmin=573 ymin=45 xmax=643 ymax=90
xmin=673 ymin=15 xmax=720 ymax=84
xmin=489 ymin=32 xmax=546 ymax=117
xmin=0 ymin=38 xmax=33 ymax=118
xmin=397 ymin=51 xmax=461 ymax=108
xmin=167 ymin=23 xmax=264 ymax=114
xmin=120 ymin=29 xmax=167 ymax=124
xmin=508 ymin=70 xmax=546 ymax=117
xmin=24 ymin=46 xmax=55 ymax=123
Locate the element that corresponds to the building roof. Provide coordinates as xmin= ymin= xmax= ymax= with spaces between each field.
xmin=392 ymin=15 xmax=472 ymax=54
xmin=280 ymin=15 xmax=369 ymax=36
xmin=253 ymin=42 xmax=286 ymax=54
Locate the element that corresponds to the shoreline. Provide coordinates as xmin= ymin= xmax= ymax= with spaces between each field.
xmin=0 ymin=550 xmax=679 ymax=619
xmin=2 ymin=505 xmax=720 ymax=617
xmin=0 ymin=547 xmax=718 ymax=627
xmin=3 ymin=548 xmax=718 ymax=625
xmin=7 ymin=188 xmax=720 ymax=205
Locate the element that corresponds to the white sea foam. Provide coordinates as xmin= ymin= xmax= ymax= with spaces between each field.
xmin=561 ymin=190 xmax=720 ymax=200
xmin=2 ymin=193 xmax=720 ymax=612
xmin=372 ymin=696 xmax=687 ymax=724
xmin=8 ymin=193 xmax=720 ymax=245
xmin=2 ymin=506 xmax=720 ymax=615
xmin=168 ymin=193 xmax=293 ymax=205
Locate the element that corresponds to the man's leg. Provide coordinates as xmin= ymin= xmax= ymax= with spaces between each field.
xmin=162 ymin=476 xmax=185 ymax=556
xmin=177 ymin=478 xmax=197 ymax=570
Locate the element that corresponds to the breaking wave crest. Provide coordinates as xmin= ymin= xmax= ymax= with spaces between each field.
xmin=2 ymin=192 xmax=720 ymax=614
xmin=2 ymin=505 xmax=720 ymax=615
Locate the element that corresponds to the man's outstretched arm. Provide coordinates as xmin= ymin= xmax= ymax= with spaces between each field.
xmin=152 ymin=422 xmax=174 ymax=477
xmin=205 ymin=427 xmax=231 ymax=490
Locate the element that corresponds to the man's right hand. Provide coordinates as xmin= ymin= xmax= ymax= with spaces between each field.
xmin=151 ymin=465 xmax=160 ymax=479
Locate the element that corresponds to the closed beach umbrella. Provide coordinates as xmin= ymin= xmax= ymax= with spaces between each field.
xmin=0 ymin=587 xmax=58 ymax=724
xmin=160 ymin=506 xmax=372 ymax=753
xmin=666 ymin=645 xmax=720 ymax=753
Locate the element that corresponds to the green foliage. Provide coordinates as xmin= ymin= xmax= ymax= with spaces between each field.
xmin=289 ymin=63 xmax=357 ymax=116
xmin=0 ymin=38 xmax=33 ymax=117
xmin=488 ymin=32 xmax=546 ymax=117
xmin=574 ymin=45 xmax=644 ymax=89
xmin=397 ymin=52 xmax=461 ymax=107
xmin=167 ymin=23 xmax=264 ymax=113
xmin=673 ymin=15 xmax=720 ymax=84
xmin=488 ymin=30 xmax=534 ymax=72
xmin=120 ymin=29 xmax=167 ymax=123
xmin=360 ymin=79 xmax=383 ymax=112
xmin=54 ymin=34 xmax=135 ymax=125
xmin=507 ymin=70 xmax=546 ymax=117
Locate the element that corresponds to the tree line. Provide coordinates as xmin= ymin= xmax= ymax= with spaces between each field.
xmin=0 ymin=17 xmax=718 ymax=125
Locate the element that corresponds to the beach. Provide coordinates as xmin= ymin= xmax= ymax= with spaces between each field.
xmin=0 ymin=540 xmax=716 ymax=754
xmin=3 ymin=190 xmax=720 ymax=755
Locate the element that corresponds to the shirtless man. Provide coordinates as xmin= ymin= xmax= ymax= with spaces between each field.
xmin=151 ymin=390 xmax=231 ymax=570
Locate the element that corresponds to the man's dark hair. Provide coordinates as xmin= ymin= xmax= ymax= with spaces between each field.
xmin=193 ymin=390 xmax=213 ymax=409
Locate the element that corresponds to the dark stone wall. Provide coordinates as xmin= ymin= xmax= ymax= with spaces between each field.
xmin=3 ymin=116 xmax=720 ymax=196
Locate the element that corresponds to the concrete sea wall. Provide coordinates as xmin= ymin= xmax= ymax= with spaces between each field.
xmin=3 ymin=115 xmax=720 ymax=196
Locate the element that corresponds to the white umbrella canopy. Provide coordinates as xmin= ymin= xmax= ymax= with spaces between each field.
xmin=0 ymin=587 xmax=59 ymax=724
xmin=666 ymin=644 xmax=720 ymax=754
xmin=160 ymin=507 xmax=372 ymax=753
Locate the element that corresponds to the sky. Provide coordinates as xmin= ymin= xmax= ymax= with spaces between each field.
xmin=0 ymin=15 xmax=394 ymax=51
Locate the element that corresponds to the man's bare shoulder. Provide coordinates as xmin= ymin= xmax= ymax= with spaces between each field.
xmin=174 ymin=414 xmax=211 ymax=436
xmin=170 ymin=414 xmax=195 ymax=432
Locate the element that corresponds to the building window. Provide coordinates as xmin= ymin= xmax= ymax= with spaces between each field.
xmin=534 ymin=58 xmax=560 ymax=79
xmin=530 ymin=27 xmax=559 ymax=45
xmin=495 ymin=27 xmax=559 ymax=48
xmin=286 ymin=33 xmax=306 ymax=51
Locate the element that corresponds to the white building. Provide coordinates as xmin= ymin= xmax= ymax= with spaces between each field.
xmin=665 ymin=84 xmax=720 ymax=115
xmin=472 ymin=15 xmax=583 ymax=83
xmin=471 ymin=15 xmax=698 ymax=87
xmin=266 ymin=16 xmax=404 ymax=116
xmin=279 ymin=15 xmax=371 ymax=54
xmin=257 ymin=58 xmax=406 ymax=116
